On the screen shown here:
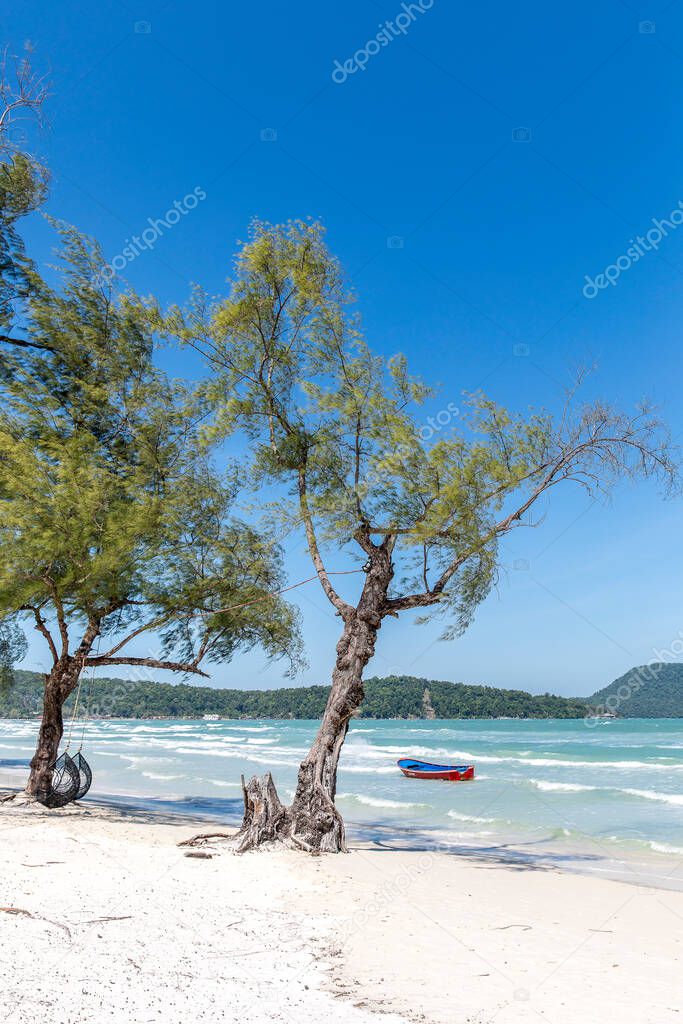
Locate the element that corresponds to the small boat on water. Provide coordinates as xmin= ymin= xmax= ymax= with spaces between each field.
xmin=397 ymin=758 xmax=475 ymax=781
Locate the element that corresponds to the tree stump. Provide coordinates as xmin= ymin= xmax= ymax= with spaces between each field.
xmin=234 ymin=772 xmax=291 ymax=852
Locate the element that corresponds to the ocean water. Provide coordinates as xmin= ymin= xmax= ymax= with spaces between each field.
xmin=3 ymin=717 xmax=683 ymax=876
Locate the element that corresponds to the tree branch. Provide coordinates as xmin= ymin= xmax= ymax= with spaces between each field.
xmin=97 ymin=615 xmax=170 ymax=659
xmin=43 ymin=578 xmax=69 ymax=657
xmin=387 ymin=412 xmax=676 ymax=615
xmin=0 ymin=47 xmax=50 ymax=136
xmin=73 ymin=618 xmax=103 ymax=666
xmin=83 ymin=656 xmax=210 ymax=678
xmin=0 ymin=333 xmax=55 ymax=352
xmin=385 ymin=446 xmax=594 ymax=612
xmin=22 ymin=605 xmax=58 ymax=665
xmin=353 ymin=522 xmax=376 ymax=557
xmin=298 ymin=468 xmax=353 ymax=618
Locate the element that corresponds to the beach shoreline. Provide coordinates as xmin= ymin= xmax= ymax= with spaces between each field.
xmin=4 ymin=715 xmax=683 ymax=882
xmin=4 ymin=772 xmax=683 ymax=891
xmin=1 ymin=796 xmax=681 ymax=1023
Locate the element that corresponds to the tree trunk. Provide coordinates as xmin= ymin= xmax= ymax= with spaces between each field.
xmin=25 ymin=659 xmax=80 ymax=803
xmin=237 ymin=547 xmax=393 ymax=853
xmin=287 ymin=611 xmax=382 ymax=851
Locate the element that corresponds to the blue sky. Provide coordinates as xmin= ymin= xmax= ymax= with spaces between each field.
xmin=7 ymin=0 xmax=683 ymax=696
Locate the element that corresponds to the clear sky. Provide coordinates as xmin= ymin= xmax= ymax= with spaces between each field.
xmin=7 ymin=1 xmax=683 ymax=696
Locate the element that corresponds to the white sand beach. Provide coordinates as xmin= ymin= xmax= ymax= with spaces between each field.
xmin=1 ymin=800 xmax=681 ymax=1024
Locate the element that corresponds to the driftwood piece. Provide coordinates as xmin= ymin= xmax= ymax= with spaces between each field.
xmin=178 ymin=832 xmax=234 ymax=848
xmin=0 ymin=907 xmax=71 ymax=937
xmin=21 ymin=861 xmax=65 ymax=867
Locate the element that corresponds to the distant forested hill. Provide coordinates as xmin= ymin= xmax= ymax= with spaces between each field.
xmin=589 ymin=663 xmax=683 ymax=718
xmin=0 ymin=670 xmax=589 ymax=720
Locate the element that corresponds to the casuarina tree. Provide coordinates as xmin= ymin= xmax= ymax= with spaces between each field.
xmin=163 ymin=219 xmax=677 ymax=852
xmin=0 ymin=47 xmax=49 ymax=350
xmin=0 ymin=223 xmax=300 ymax=804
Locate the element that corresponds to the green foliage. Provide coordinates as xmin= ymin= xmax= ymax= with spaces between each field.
xmin=0 ymin=670 xmax=590 ymax=720
xmin=159 ymin=219 xmax=674 ymax=643
xmin=0 ymin=222 xmax=301 ymax=675
xmin=589 ymin=663 xmax=683 ymax=718
xmin=360 ymin=676 xmax=589 ymax=720
xmin=0 ymin=620 xmax=27 ymax=690
xmin=0 ymin=151 xmax=47 ymax=335
xmin=159 ymin=221 xmax=531 ymax=633
xmin=0 ymin=49 xmax=50 ymax=341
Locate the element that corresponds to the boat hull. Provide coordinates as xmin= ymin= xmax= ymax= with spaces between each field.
xmin=397 ymin=759 xmax=475 ymax=781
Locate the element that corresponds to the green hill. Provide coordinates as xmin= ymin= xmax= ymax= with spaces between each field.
xmin=588 ymin=663 xmax=683 ymax=718
xmin=0 ymin=670 xmax=589 ymax=720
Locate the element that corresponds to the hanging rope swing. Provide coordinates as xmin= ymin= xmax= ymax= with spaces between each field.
xmin=71 ymin=663 xmax=94 ymax=800
xmin=41 ymin=654 xmax=96 ymax=808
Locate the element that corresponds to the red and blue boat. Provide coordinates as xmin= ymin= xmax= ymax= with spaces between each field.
xmin=397 ymin=758 xmax=475 ymax=781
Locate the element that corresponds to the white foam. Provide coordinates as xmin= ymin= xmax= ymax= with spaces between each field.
xmin=529 ymin=780 xmax=683 ymax=807
xmin=622 ymin=788 xmax=683 ymax=807
xmin=430 ymin=828 xmax=496 ymax=843
xmin=174 ymin=746 xmax=302 ymax=769
xmin=373 ymin=744 xmax=683 ymax=771
xmin=447 ymin=810 xmax=495 ymax=823
xmin=120 ymin=755 xmax=174 ymax=766
xmin=336 ymin=793 xmax=430 ymax=810
xmin=529 ymin=780 xmax=598 ymax=793
xmin=129 ymin=724 xmax=196 ymax=733
xmin=520 ymin=757 xmax=681 ymax=771
xmin=649 ymin=841 xmax=683 ymax=855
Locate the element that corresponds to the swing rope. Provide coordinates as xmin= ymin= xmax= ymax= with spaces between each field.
xmin=65 ymin=674 xmax=84 ymax=753
xmin=65 ymin=634 xmax=101 ymax=753
xmin=78 ymin=657 xmax=96 ymax=753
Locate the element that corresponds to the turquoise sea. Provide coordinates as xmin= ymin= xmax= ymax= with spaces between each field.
xmin=3 ymin=717 xmax=683 ymax=883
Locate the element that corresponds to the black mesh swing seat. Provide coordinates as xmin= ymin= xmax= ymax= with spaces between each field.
xmin=41 ymin=753 xmax=81 ymax=809
xmin=72 ymin=751 xmax=92 ymax=800
xmin=36 ymin=659 xmax=97 ymax=809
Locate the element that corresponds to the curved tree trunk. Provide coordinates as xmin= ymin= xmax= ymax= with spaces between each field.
xmin=25 ymin=659 xmax=80 ymax=802
xmin=287 ymin=612 xmax=380 ymax=851
xmin=237 ymin=546 xmax=393 ymax=853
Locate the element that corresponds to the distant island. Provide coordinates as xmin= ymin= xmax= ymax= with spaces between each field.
xmin=5 ymin=664 xmax=680 ymax=721
xmin=2 ymin=670 xmax=590 ymax=720
xmin=588 ymin=663 xmax=683 ymax=718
